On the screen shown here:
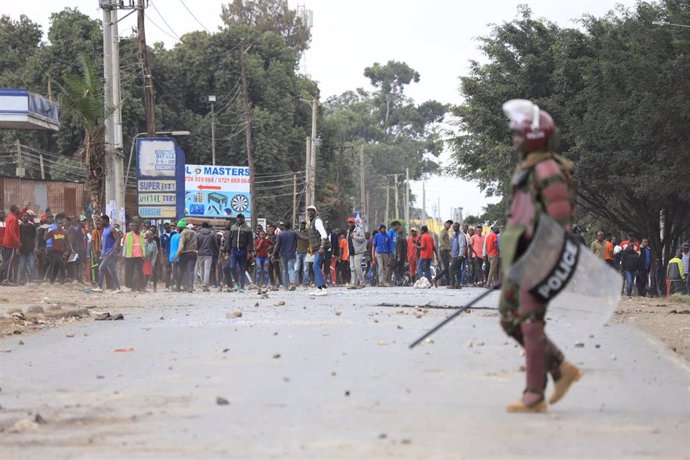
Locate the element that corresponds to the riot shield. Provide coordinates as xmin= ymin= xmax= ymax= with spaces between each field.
xmin=507 ymin=215 xmax=622 ymax=340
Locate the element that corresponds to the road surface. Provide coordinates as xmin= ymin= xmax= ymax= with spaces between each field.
xmin=1 ymin=287 xmax=688 ymax=459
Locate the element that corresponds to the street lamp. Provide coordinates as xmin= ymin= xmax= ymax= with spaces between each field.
xmin=208 ymin=95 xmax=216 ymax=166
xmin=125 ymin=130 xmax=191 ymax=187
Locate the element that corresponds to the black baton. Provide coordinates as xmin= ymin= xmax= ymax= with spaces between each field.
xmin=409 ymin=284 xmax=501 ymax=349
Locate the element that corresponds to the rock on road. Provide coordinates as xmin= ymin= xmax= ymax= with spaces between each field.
xmin=0 ymin=287 xmax=688 ymax=459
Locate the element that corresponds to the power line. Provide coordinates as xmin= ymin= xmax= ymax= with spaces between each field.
xmin=144 ymin=11 xmax=183 ymax=44
xmin=149 ymin=0 xmax=184 ymax=42
xmin=178 ymin=0 xmax=210 ymax=33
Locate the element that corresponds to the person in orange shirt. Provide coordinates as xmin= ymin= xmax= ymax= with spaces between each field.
xmin=338 ymin=232 xmax=350 ymax=285
xmin=469 ymin=225 xmax=485 ymax=286
xmin=407 ymin=228 xmax=420 ymax=283
xmin=605 ymin=234 xmax=615 ymax=269
xmin=485 ymin=226 xmax=500 ymax=288
xmin=416 ymin=226 xmax=438 ymax=283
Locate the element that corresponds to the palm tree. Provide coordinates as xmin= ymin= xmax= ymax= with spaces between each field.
xmin=59 ymin=55 xmax=108 ymax=215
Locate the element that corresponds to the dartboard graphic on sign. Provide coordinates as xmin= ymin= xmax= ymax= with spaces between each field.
xmin=184 ymin=165 xmax=252 ymax=218
xmin=231 ymin=194 xmax=249 ymax=212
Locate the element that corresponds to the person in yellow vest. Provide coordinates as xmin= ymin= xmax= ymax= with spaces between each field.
xmin=667 ymin=251 xmax=686 ymax=295
xmin=123 ymin=222 xmax=146 ymax=292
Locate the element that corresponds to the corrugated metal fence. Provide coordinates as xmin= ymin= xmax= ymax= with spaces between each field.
xmin=0 ymin=177 xmax=87 ymax=216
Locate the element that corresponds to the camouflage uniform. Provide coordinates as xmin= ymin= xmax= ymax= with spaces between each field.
xmin=500 ymin=100 xmax=579 ymax=409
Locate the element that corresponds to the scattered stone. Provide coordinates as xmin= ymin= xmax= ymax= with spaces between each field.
xmin=574 ymin=342 xmax=585 ymax=348
xmin=396 ymin=325 xmax=403 ymax=330
xmin=66 ymin=333 xmax=75 ymax=338
xmin=335 ymin=311 xmax=342 ymax=316
xmin=378 ymin=433 xmax=387 ymax=439
xmin=611 ymin=355 xmax=617 ymax=361
xmin=595 ymin=344 xmax=601 ymax=349
xmin=160 ymin=316 xmax=165 ymax=320
xmin=273 ymin=354 xmax=281 ymax=359
xmin=9 ymin=419 xmax=39 ymax=433
xmin=275 ymin=301 xmax=286 ymax=306
xmin=222 ymin=348 xmax=230 ymax=353
xmin=18 ymin=340 xmax=24 ymax=345
xmin=273 ymin=332 xmax=278 ymax=336
xmin=344 ymin=390 xmax=351 ymax=397
xmin=374 ymin=319 xmax=379 ymax=323
xmin=216 ymin=397 xmax=230 ymax=406
xmin=283 ymin=377 xmax=290 ymax=382
xmin=97 ymin=375 xmax=105 ymax=379
xmin=260 ymin=294 xmax=269 ymax=299
xmin=254 ymin=302 xmax=260 ymax=307
xmin=401 ymin=438 xmax=412 ymax=445
xmin=34 ymin=413 xmax=47 ymax=425
xmin=227 ymin=311 xmax=243 ymax=318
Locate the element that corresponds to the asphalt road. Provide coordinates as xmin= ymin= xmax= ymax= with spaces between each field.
xmin=1 ymin=286 xmax=689 ymax=459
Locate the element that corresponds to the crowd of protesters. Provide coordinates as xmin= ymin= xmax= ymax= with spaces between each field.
xmin=588 ymin=230 xmax=690 ymax=298
xmin=0 ymin=201 xmax=508 ymax=296
xmin=8 ymin=200 xmax=685 ymax=299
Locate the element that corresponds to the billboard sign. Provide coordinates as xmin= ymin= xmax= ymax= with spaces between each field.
xmin=137 ymin=137 xmax=186 ymax=219
xmin=184 ymin=164 xmax=251 ymax=218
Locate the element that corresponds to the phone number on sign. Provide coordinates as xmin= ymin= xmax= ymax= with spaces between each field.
xmin=186 ymin=177 xmax=250 ymax=184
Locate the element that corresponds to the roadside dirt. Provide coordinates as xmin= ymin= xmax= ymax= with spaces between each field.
xmin=614 ymin=295 xmax=690 ymax=363
xmin=2 ymin=283 xmax=689 ymax=363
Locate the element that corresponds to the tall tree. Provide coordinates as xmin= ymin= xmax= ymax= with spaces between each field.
xmin=59 ymin=56 xmax=108 ymax=215
xmin=449 ymin=1 xmax=690 ymax=270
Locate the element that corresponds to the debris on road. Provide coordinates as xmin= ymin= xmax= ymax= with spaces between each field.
xmin=227 ymin=311 xmax=243 ymax=318
xmin=574 ymin=341 xmax=585 ymax=348
xmin=275 ymin=301 xmax=286 ymax=306
xmin=273 ymin=353 xmax=281 ymax=359
xmin=8 ymin=419 xmax=39 ymax=433
xmin=94 ymin=313 xmax=124 ymax=321
xmin=114 ymin=348 xmax=134 ymax=352
xmin=216 ymin=397 xmax=230 ymax=406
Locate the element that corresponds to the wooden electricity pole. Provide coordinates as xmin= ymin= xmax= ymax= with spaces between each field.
xmin=240 ymin=42 xmax=256 ymax=231
xmin=137 ymin=0 xmax=155 ymax=136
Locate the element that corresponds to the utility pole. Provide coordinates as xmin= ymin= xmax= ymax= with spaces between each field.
xmin=39 ymin=153 xmax=45 ymax=180
xmin=102 ymin=2 xmax=114 ymax=218
xmin=112 ymin=6 xmax=124 ymax=225
xmin=137 ymin=0 xmax=155 ymax=136
xmin=405 ymin=167 xmax=410 ymax=235
xmin=388 ymin=173 xmax=402 ymax=220
xmin=422 ymin=176 xmax=427 ymax=222
xmin=240 ymin=42 xmax=256 ymax=231
xmin=292 ymin=173 xmax=297 ymax=226
xmin=310 ymin=98 xmax=317 ymax=206
xmin=209 ymin=95 xmax=216 ymax=165
xmin=15 ymin=140 xmax=25 ymax=178
xmin=385 ymin=186 xmax=390 ymax=226
xmin=305 ymin=136 xmax=312 ymax=209
xmin=359 ymin=145 xmax=365 ymax=215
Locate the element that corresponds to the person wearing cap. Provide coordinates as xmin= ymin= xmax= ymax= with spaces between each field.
xmin=18 ymin=210 xmax=37 ymax=284
xmin=306 ymin=205 xmax=329 ymax=295
xmin=346 ymin=217 xmax=366 ymax=287
xmin=224 ymin=213 xmax=254 ymax=293
xmin=407 ymin=227 xmax=420 ymax=284
xmin=175 ymin=218 xmax=198 ymax=292
xmin=371 ymin=224 xmax=392 ymax=287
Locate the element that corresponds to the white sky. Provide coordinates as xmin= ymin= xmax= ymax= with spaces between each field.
xmin=5 ymin=0 xmax=639 ymax=218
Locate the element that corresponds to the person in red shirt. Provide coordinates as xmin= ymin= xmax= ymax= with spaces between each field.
xmin=2 ymin=203 xmax=29 ymax=284
xmin=416 ymin=226 xmax=437 ymax=283
xmin=407 ymin=228 xmax=420 ymax=283
xmin=337 ymin=232 xmax=350 ymax=285
xmin=254 ymin=230 xmax=272 ymax=288
xmin=485 ymin=226 xmax=500 ymax=288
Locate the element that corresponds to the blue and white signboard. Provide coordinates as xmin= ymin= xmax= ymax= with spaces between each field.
xmin=184 ymin=164 xmax=251 ymax=218
xmin=136 ymin=138 xmax=186 ymax=219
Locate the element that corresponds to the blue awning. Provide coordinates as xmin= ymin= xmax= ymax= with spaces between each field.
xmin=0 ymin=89 xmax=60 ymax=131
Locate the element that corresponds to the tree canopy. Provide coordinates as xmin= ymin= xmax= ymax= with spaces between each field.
xmin=449 ymin=1 xmax=690 ymax=263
